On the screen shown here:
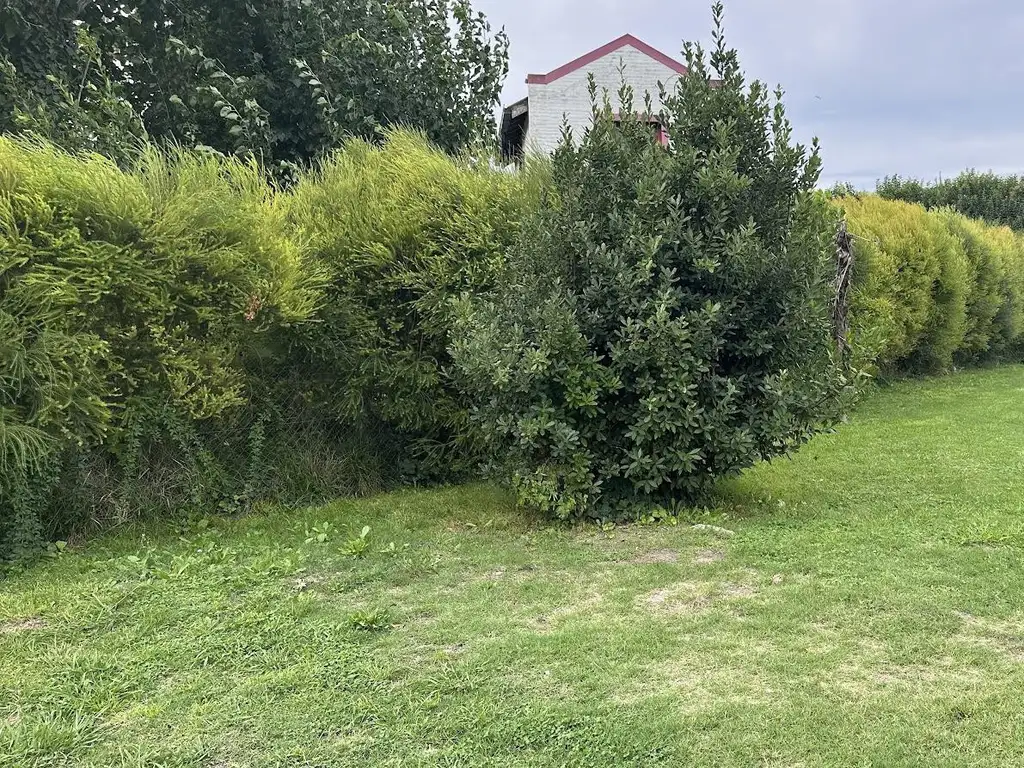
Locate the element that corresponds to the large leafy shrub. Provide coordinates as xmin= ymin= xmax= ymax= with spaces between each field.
xmin=451 ymin=11 xmax=852 ymax=520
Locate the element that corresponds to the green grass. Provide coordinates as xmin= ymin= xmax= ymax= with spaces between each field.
xmin=3 ymin=366 xmax=1024 ymax=767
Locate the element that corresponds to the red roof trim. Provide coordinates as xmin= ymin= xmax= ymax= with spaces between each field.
xmin=526 ymin=34 xmax=687 ymax=86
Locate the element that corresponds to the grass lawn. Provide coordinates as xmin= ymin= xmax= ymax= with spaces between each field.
xmin=3 ymin=366 xmax=1024 ymax=767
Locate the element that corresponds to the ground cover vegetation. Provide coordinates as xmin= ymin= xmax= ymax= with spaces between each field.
xmin=1 ymin=366 xmax=1022 ymax=766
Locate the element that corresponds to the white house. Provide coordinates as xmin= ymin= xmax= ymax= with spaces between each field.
xmin=500 ymin=34 xmax=688 ymax=162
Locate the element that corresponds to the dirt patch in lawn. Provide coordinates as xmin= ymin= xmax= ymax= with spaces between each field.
xmin=288 ymin=574 xmax=328 ymax=592
xmin=645 ymin=583 xmax=713 ymax=614
xmin=721 ymin=582 xmax=756 ymax=598
xmin=631 ymin=549 xmax=680 ymax=565
xmin=833 ymin=654 xmax=985 ymax=697
xmin=531 ymin=591 xmax=605 ymax=633
xmin=693 ymin=549 xmax=726 ymax=565
xmin=642 ymin=580 xmax=757 ymax=616
xmin=0 ymin=617 xmax=46 ymax=634
xmin=954 ymin=611 xmax=1024 ymax=663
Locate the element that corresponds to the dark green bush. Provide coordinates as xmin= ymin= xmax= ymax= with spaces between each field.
xmin=451 ymin=14 xmax=853 ymax=520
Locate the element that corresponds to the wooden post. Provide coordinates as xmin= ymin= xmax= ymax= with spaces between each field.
xmin=833 ymin=220 xmax=854 ymax=362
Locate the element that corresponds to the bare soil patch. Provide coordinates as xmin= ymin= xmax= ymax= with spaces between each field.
xmin=693 ymin=549 xmax=725 ymax=565
xmin=0 ymin=617 xmax=46 ymax=634
xmin=631 ymin=549 xmax=680 ymax=565
xmin=642 ymin=580 xmax=757 ymax=616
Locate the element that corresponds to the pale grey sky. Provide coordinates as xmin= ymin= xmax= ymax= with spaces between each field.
xmin=474 ymin=0 xmax=1024 ymax=189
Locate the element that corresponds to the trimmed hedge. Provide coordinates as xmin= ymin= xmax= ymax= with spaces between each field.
xmin=836 ymin=194 xmax=1024 ymax=373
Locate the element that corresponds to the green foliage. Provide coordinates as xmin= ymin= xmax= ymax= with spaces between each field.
xmin=452 ymin=8 xmax=852 ymax=520
xmin=347 ymin=607 xmax=391 ymax=632
xmin=982 ymin=225 xmax=1024 ymax=356
xmin=0 ymin=4 xmax=146 ymax=164
xmin=279 ymin=130 xmax=544 ymax=477
xmin=837 ymin=195 xmax=1024 ymax=373
xmin=0 ymin=129 xmax=540 ymax=561
xmin=0 ymin=135 xmax=323 ymax=561
xmin=3 ymin=0 xmax=508 ymax=169
xmin=341 ymin=526 xmax=373 ymax=558
xmin=934 ymin=209 xmax=1006 ymax=361
xmin=305 ymin=522 xmax=337 ymax=545
xmin=879 ymin=171 xmax=1024 ymax=232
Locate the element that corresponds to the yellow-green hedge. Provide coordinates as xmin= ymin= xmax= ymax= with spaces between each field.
xmin=0 ymin=130 xmax=540 ymax=559
xmin=836 ymin=195 xmax=1024 ymax=372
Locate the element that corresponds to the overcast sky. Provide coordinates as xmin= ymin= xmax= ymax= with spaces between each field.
xmin=473 ymin=0 xmax=1024 ymax=189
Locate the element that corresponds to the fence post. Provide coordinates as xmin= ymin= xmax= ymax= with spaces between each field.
xmin=833 ymin=219 xmax=854 ymax=363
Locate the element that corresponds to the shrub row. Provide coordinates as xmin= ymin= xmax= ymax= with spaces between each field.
xmin=836 ymin=195 xmax=1024 ymax=373
xmin=0 ymin=131 xmax=538 ymax=560
xmin=5 ymin=131 xmax=1024 ymax=552
xmin=878 ymin=171 xmax=1024 ymax=233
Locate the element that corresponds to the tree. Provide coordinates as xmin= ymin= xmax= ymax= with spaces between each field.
xmin=0 ymin=1 xmax=146 ymax=163
xmin=2 ymin=0 xmax=508 ymax=168
xmin=452 ymin=4 xmax=852 ymax=520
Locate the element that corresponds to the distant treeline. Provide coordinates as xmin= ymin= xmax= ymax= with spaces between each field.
xmin=877 ymin=171 xmax=1024 ymax=232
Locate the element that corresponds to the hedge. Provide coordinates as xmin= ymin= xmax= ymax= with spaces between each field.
xmin=4 ymin=130 xmax=1024 ymax=556
xmin=0 ymin=131 xmax=538 ymax=560
xmin=878 ymin=171 xmax=1024 ymax=232
xmin=834 ymin=194 xmax=1024 ymax=373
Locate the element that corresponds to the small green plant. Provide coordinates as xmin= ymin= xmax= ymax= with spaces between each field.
xmin=341 ymin=526 xmax=372 ymax=558
xmin=44 ymin=541 xmax=69 ymax=559
xmin=380 ymin=541 xmax=411 ymax=557
xmin=304 ymin=522 xmax=336 ymax=545
xmin=347 ymin=607 xmax=390 ymax=632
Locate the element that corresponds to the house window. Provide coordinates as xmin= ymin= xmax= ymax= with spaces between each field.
xmin=612 ymin=114 xmax=669 ymax=147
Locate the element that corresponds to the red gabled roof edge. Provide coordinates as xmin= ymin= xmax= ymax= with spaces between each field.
xmin=526 ymin=34 xmax=687 ymax=85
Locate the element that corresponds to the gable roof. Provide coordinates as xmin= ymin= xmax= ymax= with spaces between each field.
xmin=526 ymin=34 xmax=687 ymax=86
